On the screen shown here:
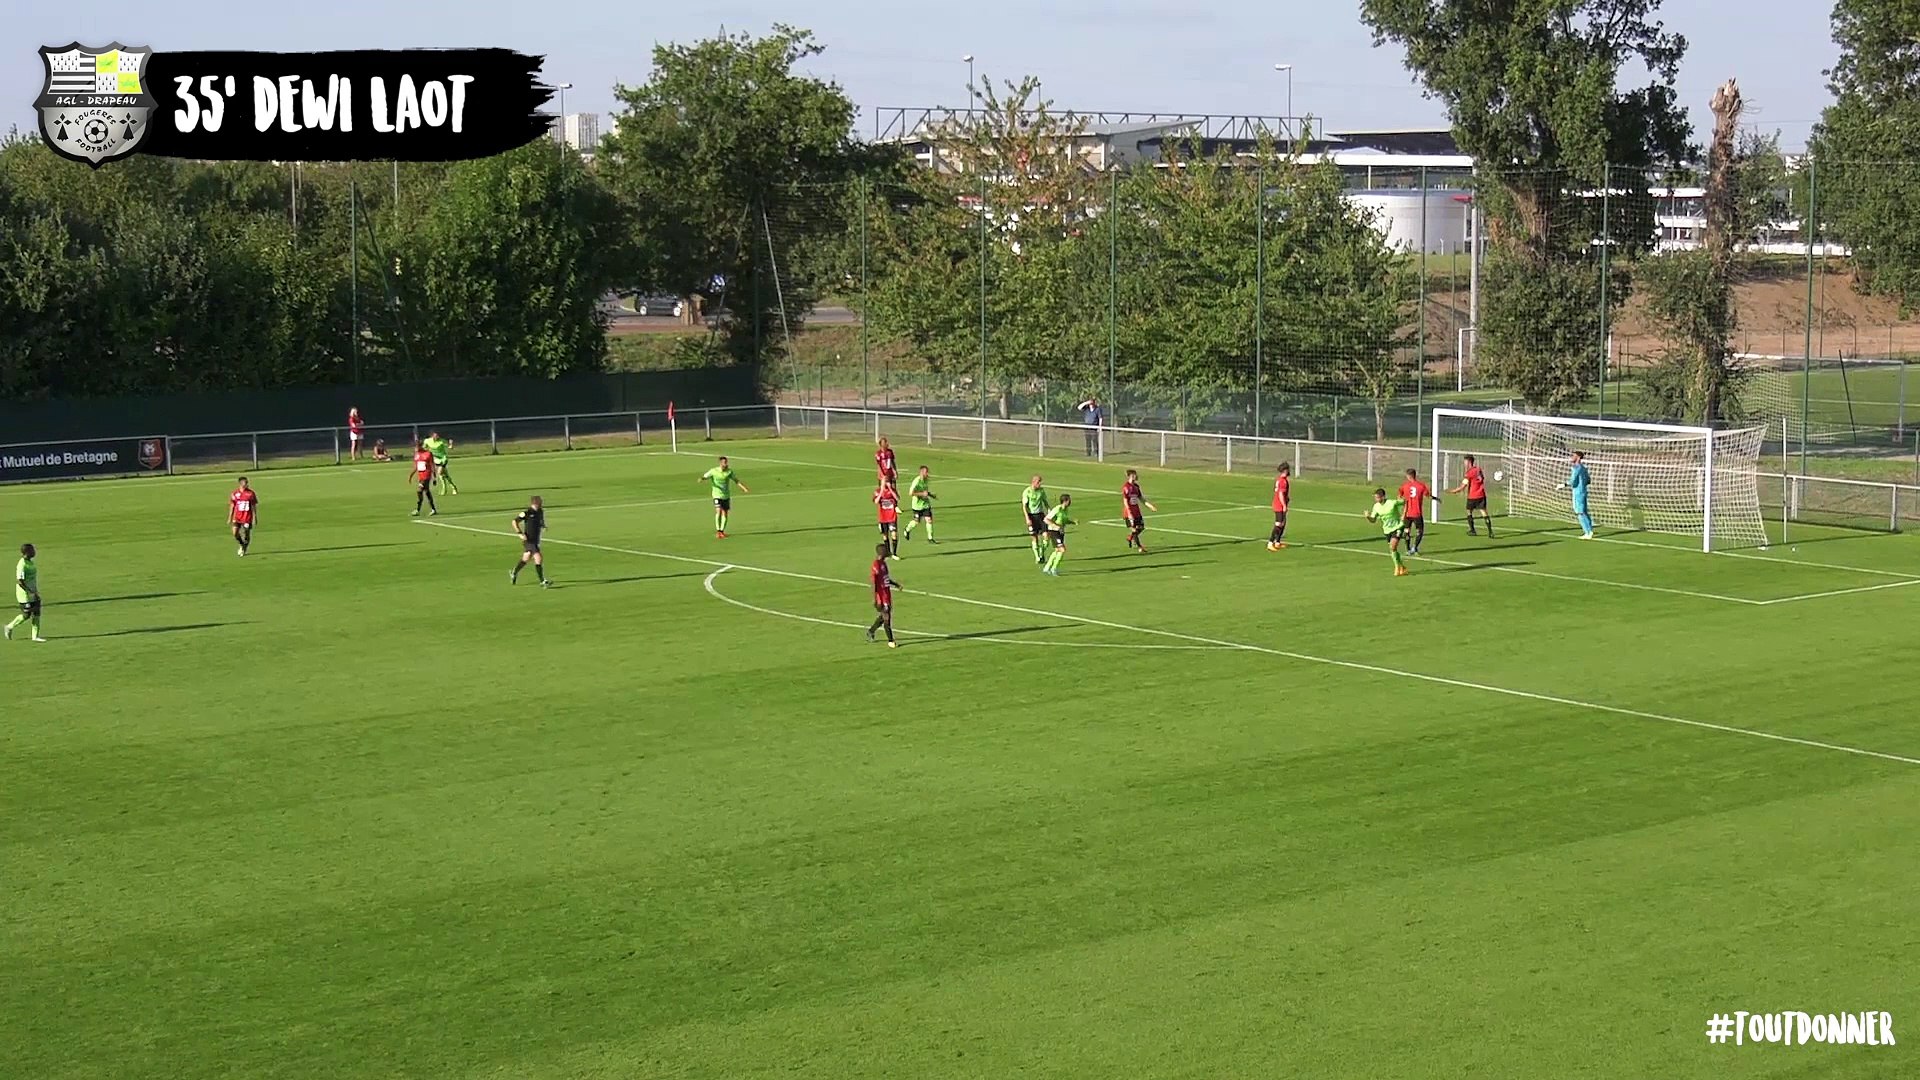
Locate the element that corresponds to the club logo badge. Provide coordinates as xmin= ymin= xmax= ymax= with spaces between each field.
xmin=37 ymin=43 xmax=156 ymax=167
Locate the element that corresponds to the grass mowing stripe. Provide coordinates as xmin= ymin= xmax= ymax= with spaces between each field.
xmin=1092 ymin=519 xmax=1771 ymax=606
xmin=715 ymin=441 xmax=1920 ymax=580
xmin=419 ymin=518 xmax=1920 ymax=768
xmin=700 ymin=566 xmax=1230 ymax=651
xmin=1753 ymin=578 xmax=1920 ymax=605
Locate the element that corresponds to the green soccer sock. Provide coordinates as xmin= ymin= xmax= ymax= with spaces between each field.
xmin=1045 ymin=548 xmax=1064 ymax=572
xmin=1390 ymin=547 xmax=1404 ymax=570
xmin=715 ymin=511 xmax=725 ymax=532
xmin=5 ymin=615 xmax=23 ymax=633
xmin=1031 ymin=537 xmax=1043 ymax=560
xmin=31 ymin=614 xmax=40 ymax=634
xmin=924 ymin=522 xmax=933 ymax=541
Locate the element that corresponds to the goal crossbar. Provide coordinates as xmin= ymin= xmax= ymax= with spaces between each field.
xmin=1431 ymin=407 xmax=1716 ymax=437
xmin=1429 ymin=407 xmax=1765 ymax=553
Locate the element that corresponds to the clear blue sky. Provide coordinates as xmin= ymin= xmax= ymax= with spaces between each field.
xmin=7 ymin=0 xmax=1838 ymax=151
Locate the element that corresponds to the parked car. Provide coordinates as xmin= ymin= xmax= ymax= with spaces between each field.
xmin=635 ymin=294 xmax=685 ymax=318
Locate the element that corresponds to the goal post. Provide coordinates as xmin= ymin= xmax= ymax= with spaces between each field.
xmin=1430 ymin=407 xmax=1768 ymax=552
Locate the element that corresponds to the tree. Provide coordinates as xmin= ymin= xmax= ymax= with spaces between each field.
xmin=1732 ymin=130 xmax=1792 ymax=244
xmin=1111 ymin=145 xmax=1261 ymax=428
xmin=861 ymin=77 xmax=1101 ymax=416
xmin=389 ymin=144 xmax=643 ymax=379
xmin=0 ymin=133 xmax=637 ymax=400
xmin=1638 ymin=81 xmax=1758 ymax=425
xmin=599 ymin=26 xmax=884 ymax=367
xmin=1361 ymin=0 xmax=1693 ymax=406
xmin=863 ymin=103 xmax=1407 ymax=428
xmin=1814 ymin=0 xmax=1920 ymax=308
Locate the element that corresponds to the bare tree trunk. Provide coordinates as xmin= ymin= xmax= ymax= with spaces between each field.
xmin=1700 ymin=79 xmax=1744 ymax=425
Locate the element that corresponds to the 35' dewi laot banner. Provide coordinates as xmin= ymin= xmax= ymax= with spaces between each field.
xmin=34 ymin=44 xmax=552 ymax=167
xmin=0 ymin=438 xmax=168 ymax=482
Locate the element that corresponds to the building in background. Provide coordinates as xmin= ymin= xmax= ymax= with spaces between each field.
xmin=884 ymin=113 xmax=1476 ymax=254
xmin=549 ymin=113 xmax=602 ymax=154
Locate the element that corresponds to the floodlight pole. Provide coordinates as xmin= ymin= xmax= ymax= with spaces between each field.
xmin=1274 ymin=64 xmax=1294 ymax=139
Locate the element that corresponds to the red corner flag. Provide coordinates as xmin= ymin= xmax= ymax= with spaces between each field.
xmin=667 ymin=401 xmax=676 ymax=424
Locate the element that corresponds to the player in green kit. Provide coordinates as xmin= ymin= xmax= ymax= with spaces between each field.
xmin=1365 ymin=488 xmax=1410 ymax=577
xmin=7 ymin=543 xmax=45 ymax=642
xmin=1041 ymin=494 xmax=1074 ymax=576
xmin=422 ymin=431 xmax=457 ymax=495
xmin=702 ymin=456 xmax=750 ymax=537
xmin=1020 ymin=475 xmax=1050 ymax=564
xmin=902 ymin=466 xmax=937 ymax=545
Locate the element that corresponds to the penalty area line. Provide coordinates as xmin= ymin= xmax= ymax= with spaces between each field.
xmin=700 ymin=566 xmax=1227 ymax=651
xmin=417 ymin=518 xmax=1920 ymax=767
xmin=1091 ymin=520 xmax=1770 ymax=606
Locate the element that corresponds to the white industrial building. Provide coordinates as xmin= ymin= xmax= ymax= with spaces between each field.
xmin=884 ymin=116 xmax=1479 ymax=254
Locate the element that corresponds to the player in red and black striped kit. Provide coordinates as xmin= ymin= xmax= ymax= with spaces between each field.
xmin=874 ymin=480 xmax=902 ymax=558
xmin=866 ymin=543 xmax=900 ymax=648
xmin=409 ymin=442 xmax=438 ymax=517
xmin=1120 ymin=470 xmax=1157 ymax=552
xmin=228 ymin=477 xmax=260 ymax=556
xmin=1446 ymin=454 xmax=1494 ymax=537
xmin=1399 ymin=468 xmax=1432 ymax=554
xmin=875 ymin=437 xmax=898 ymax=487
xmin=1267 ymin=463 xmax=1291 ymax=550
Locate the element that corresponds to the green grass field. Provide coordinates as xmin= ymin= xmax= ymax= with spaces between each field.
xmin=6 ymin=434 xmax=1920 ymax=1078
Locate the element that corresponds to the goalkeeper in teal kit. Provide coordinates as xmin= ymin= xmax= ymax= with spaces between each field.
xmin=1558 ymin=450 xmax=1595 ymax=539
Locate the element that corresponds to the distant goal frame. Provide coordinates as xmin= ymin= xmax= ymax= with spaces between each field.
xmin=1429 ymin=407 xmax=1767 ymax=553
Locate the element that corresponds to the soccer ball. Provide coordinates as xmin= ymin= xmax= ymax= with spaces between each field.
xmin=1492 ymin=470 xmax=1504 ymax=482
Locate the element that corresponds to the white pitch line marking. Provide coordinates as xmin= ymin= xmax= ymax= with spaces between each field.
xmin=686 ymin=445 xmax=1920 ymax=592
xmin=417 ymin=518 xmax=1920 ymax=767
xmin=436 ymin=483 xmax=885 ymax=519
xmin=1091 ymin=519 xmax=1769 ymax=606
xmin=1755 ymin=578 xmax=1920 ymax=605
xmin=706 ymin=441 xmax=1920 ymax=581
xmin=1085 ymin=492 xmax=1920 ymax=587
xmin=700 ymin=566 xmax=1229 ymax=651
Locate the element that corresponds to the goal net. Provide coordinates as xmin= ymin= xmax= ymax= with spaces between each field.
xmin=1429 ymin=408 xmax=1769 ymax=551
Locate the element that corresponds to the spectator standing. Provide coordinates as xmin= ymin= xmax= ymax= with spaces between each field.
xmin=1076 ymin=397 xmax=1104 ymax=457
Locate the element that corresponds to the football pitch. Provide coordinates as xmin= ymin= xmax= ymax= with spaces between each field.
xmin=5 ymin=436 xmax=1919 ymax=1078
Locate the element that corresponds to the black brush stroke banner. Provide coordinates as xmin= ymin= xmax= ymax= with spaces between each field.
xmin=139 ymin=49 xmax=552 ymax=161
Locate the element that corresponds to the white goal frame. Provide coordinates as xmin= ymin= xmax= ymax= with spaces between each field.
xmin=1430 ymin=407 xmax=1758 ymax=553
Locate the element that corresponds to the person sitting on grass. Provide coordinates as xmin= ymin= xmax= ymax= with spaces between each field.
xmin=371 ymin=438 xmax=392 ymax=463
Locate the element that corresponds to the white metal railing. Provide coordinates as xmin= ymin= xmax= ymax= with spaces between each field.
xmin=771 ymin=403 xmax=1920 ymax=535
xmin=0 ymin=405 xmax=775 ymax=478
xmin=20 ymin=400 xmax=1920 ymax=534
